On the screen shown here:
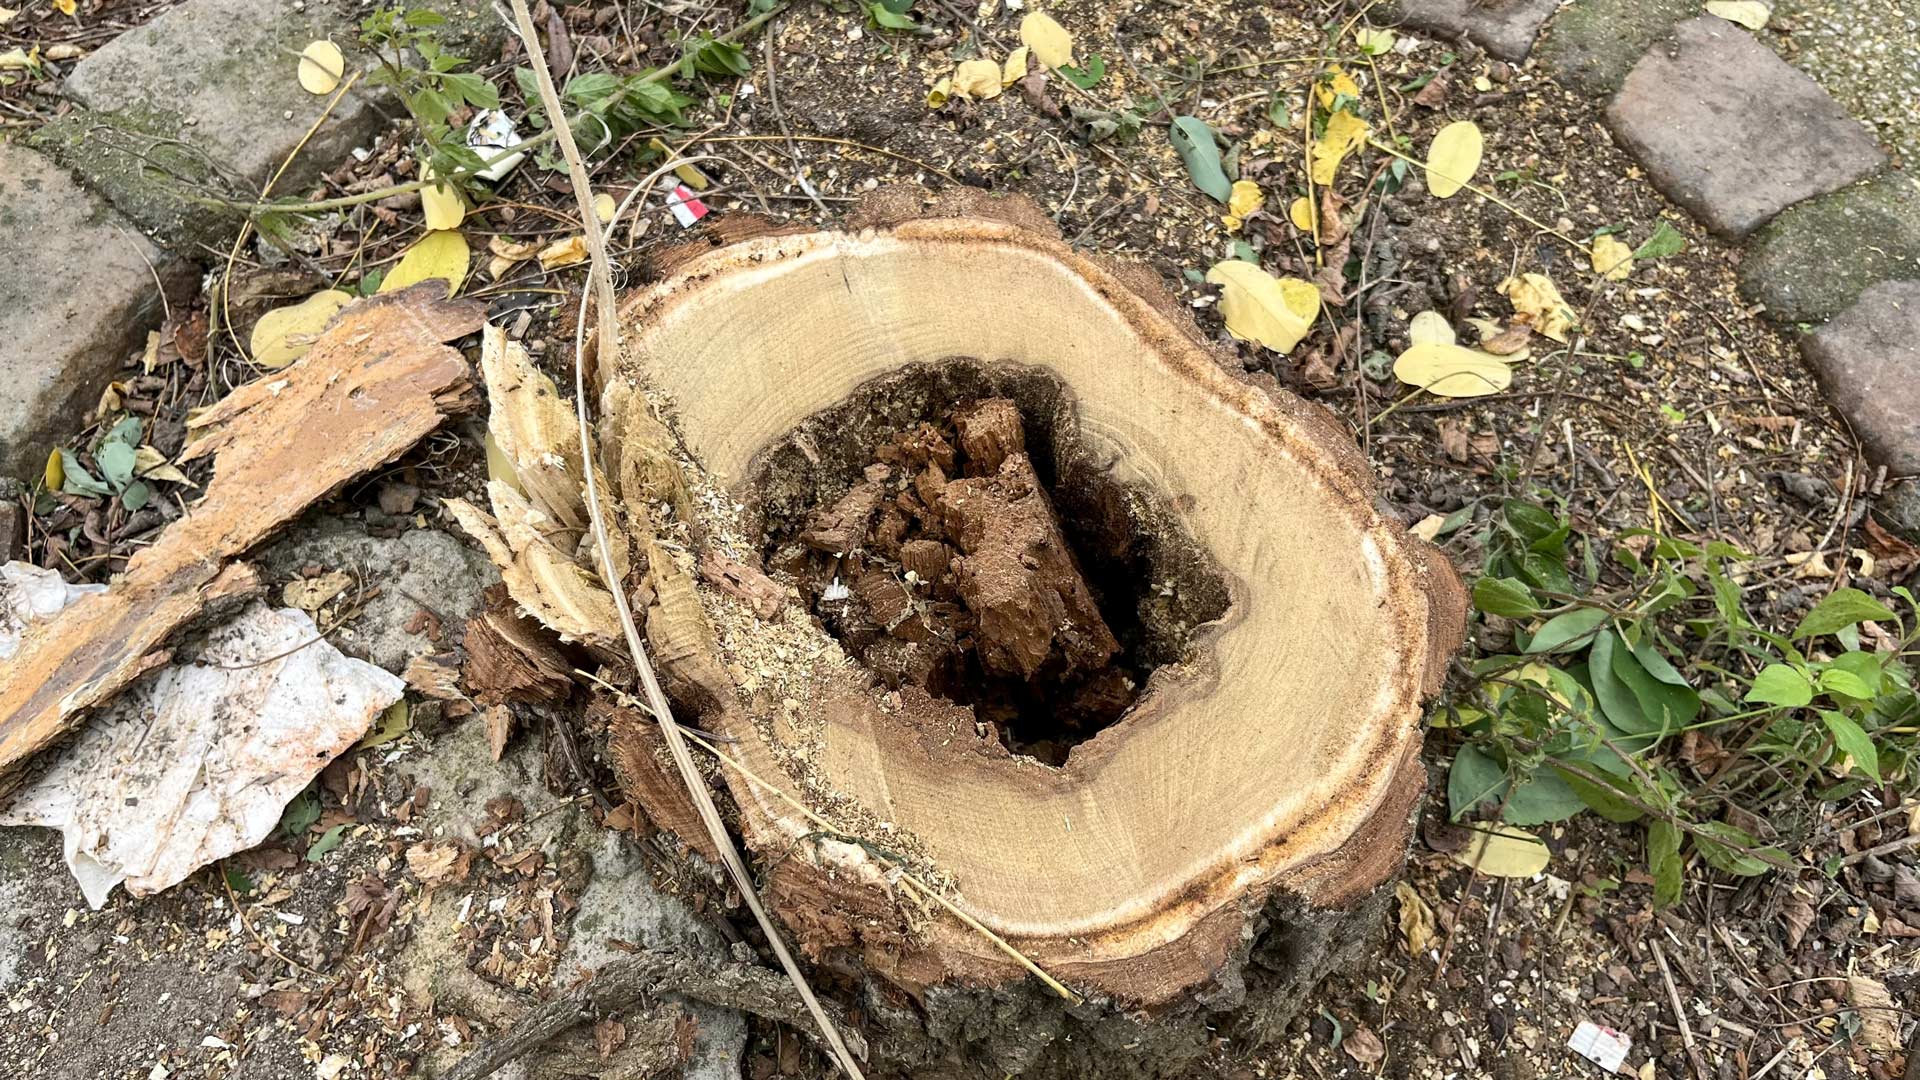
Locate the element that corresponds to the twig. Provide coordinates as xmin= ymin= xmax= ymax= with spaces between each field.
xmin=504 ymin=2 xmax=865 ymax=1075
xmin=761 ymin=23 xmax=829 ymax=217
xmin=1651 ymin=939 xmax=1709 ymax=1079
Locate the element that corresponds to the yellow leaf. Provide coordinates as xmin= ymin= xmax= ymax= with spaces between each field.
xmin=1450 ymin=825 xmax=1550 ymax=877
xmin=1227 ymin=180 xmax=1263 ymax=218
xmin=1310 ymin=109 xmax=1368 ymax=186
xmin=356 ymin=700 xmax=412 ymax=750
xmin=1355 ymin=28 xmax=1396 ymax=55
xmin=1498 ymin=272 xmax=1577 ymax=343
xmin=926 ymin=77 xmax=953 ymax=108
xmin=1001 ymin=46 xmax=1029 ymax=86
xmin=1408 ymin=310 xmax=1457 ymax=347
xmin=420 ymin=167 xmax=465 ymax=231
xmin=1288 ymin=196 xmax=1318 ymax=233
xmin=43 ymin=449 xmax=63 ymax=492
xmin=592 ymin=192 xmax=616 ymax=224
xmin=0 ymin=46 xmax=36 ymax=70
xmin=1591 ymin=233 xmax=1634 ymax=280
xmin=1205 ymin=261 xmax=1319 ymax=354
xmin=249 ymin=289 xmax=353 ymax=368
xmin=951 ymin=58 xmax=1003 ymax=99
xmin=1392 ymin=342 xmax=1513 ymax=398
xmin=1426 ymin=120 xmax=1482 ymax=199
xmin=297 ymin=40 xmax=344 ymax=96
xmin=1395 ymin=881 xmax=1434 ymax=955
xmin=1705 ymin=0 xmax=1769 ymax=30
xmin=0 ymin=7 xmax=18 ymax=25
xmin=380 ymin=230 xmax=470 ymax=297
xmin=51 ymin=0 xmax=72 ymax=14
xmin=1019 ymin=12 xmax=1073 ymax=68
xmin=537 ymin=234 xmax=588 ymax=271
xmin=1315 ymin=65 xmax=1361 ymax=108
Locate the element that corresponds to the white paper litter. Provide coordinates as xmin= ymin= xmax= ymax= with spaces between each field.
xmin=0 ymin=598 xmax=402 ymax=908
xmin=466 ymin=109 xmax=526 ymax=182
xmin=0 ymin=561 xmax=107 ymax=660
xmin=1568 ymin=1019 xmax=1631 ymax=1073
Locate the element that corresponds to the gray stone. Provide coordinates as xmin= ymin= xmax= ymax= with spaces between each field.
xmin=0 ymin=479 xmax=22 ymax=562
xmin=1389 ymin=0 xmax=1560 ymax=62
xmin=1535 ymin=0 xmax=1698 ymax=97
xmin=1605 ymin=17 xmax=1886 ymax=239
xmin=46 ymin=0 xmax=389 ymax=249
xmin=0 ymin=144 xmax=192 ymax=483
xmin=1741 ymin=171 xmax=1920 ymax=324
xmin=1799 ymin=280 xmax=1920 ymax=476
xmin=1880 ymin=479 xmax=1920 ymax=543
xmin=258 ymin=517 xmax=498 ymax=675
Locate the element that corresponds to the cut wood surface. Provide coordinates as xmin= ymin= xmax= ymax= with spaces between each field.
xmin=0 ymin=285 xmax=482 ymax=782
xmin=601 ymin=188 xmax=1468 ymax=1013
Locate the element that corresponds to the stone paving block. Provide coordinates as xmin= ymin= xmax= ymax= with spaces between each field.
xmin=1741 ymin=171 xmax=1920 ymax=324
xmin=1800 ymin=281 xmax=1920 ymax=478
xmin=1535 ymin=0 xmax=1696 ymax=97
xmin=1606 ymin=17 xmax=1885 ymax=240
xmin=1388 ymin=0 xmax=1560 ymax=62
xmin=0 ymin=144 xmax=193 ymax=483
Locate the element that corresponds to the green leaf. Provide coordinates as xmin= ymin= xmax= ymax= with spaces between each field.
xmin=306 ymin=824 xmax=350 ymax=863
xmin=1633 ymin=220 xmax=1687 ymax=260
xmin=1794 ymin=588 xmax=1896 ymax=639
xmin=1689 ymin=821 xmax=1786 ymax=876
xmin=224 ymin=866 xmax=255 ymax=894
xmin=1819 ymin=710 xmax=1881 ymax=782
xmin=96 ymin=441 xmax=136 ymax=490
xmin=101 ymin=416 xmax=143 ymax=447
xmin=1647 ymin=819 xmax=1683 ymax=907
xmin=278 ymin=789 xmax=321 ymax=838
xmin=1828 ymin=650 xmax=1885 ymax=695
xmin=868 ymin=1 xmax=920 ymax=30
xmin=1745 ymin=663 xmax=1813 ymax=707
xmin=1447 ymin=744 xmax=1509 ymax=819
xmin=1526 ymin=608 xmax=1608 ymax=655
xmin=1554 ymin=765 xmax=1643 ymax=823
xmin=440 ymin=71 xmax=499 ymax=109
xmin=1608 ymin=635 xmax=1699 ymax=735
xmin=1628 ymin=634 xmax=1688 ymax=686
xmin=57 ymin=450 xmax=112 ymax=497
xmin=681 ymin=34 xmax=751 ymax=78
xmin=1818 ymin=667 xmax=1875 ymax=700
xmin=1168 ymin=116 xmax=1233 ymax=203
xmin=1502 ymin=767 xmax=1588 ymax=826
xmin=1060 ymin=54 xmax=1106 ymax=89
xmin=121 ymin=481 xmax=151 ymax=512
xmin=1471 ymin=577 xmax=1539 ymax=619
xmin=1589 ymin=631 xmax=1650 ymax=732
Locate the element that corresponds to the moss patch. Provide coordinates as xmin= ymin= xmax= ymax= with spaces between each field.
xmin=29 ymin=107 xmax=246 ymax=253
xmin=1535 ymin=0 xmax=1696 ymax=97
xmin=1740 ymin=171 xmax=1920 ymax=324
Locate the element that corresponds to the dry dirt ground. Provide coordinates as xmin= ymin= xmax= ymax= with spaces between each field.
xmin=2 ymin=0 xmax=1916 ymax=1078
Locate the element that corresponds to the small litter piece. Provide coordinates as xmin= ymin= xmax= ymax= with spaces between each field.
xmin=466 ymin=109 xmax=526 ymax=182
xmin=1567 ymin=1020 xmax=1631 ymax=1073
xmin=0 ymin=601 xmax=403 ymax=908
xmin=663 ymin=181 xmax=709 ymax=228
xmin=0 ymin=562 xmax=105 ymax=659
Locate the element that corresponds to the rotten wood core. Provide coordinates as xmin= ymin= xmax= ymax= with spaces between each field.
xmin=760 ymin=382 xmax=1224 ymax=765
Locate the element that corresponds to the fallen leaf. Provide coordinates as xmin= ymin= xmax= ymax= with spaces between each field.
xmin=355 ymin=699 xmax=411 ymax=749
xmin=1019 ymin=12 xmax=1074 ymax=68
xmin=951 ymin=57 xmax=1003 ymax=99
xmin=1314 ymin=65 xmax=1361 ymax=108
xmin=1396 ymin=880 xmax=1435 ymax=954
xmin=1355 ymin=28 xmax=1395 ymax=55
xmin=1170 ymin=116 xmax=1232 ymax=203
xmin=1222 ymin=179 xmax=1262 ymax=230
xmin=485 ymin=703 xmax=514 ymax=761
xmin=1498 ymin=272 xmax=1576 ymax=343
xmin=1394 ymin=342 xmax=1513 ymax=397
xmin=538 ymin=234 xmax=588 ymax=270
xmin=592 ymin=192 xmax=615 ymax=223
xmin=1288 ymin=196 xmax=1319 ymax=233
xmin=1408 ymin=309 xmax=1456 ymax=347
xmin=1705 ymin=0 xmax=1770 ymax=30
xmin=0 ymin=46 xmax=37 ymax=70
xmin=1450 ymin=824 xmax=1551 ymax=877
xmin=248 ymin=289 xmax=353 ymax=369
xmin=380 ymin=230 xmax=470 ymax=296
xmin=297 ymin=40 xmax=344 ymax=96
xmin=1344 ymin=1026 xmax=1385 ymax=1065
xmin=1205 ymin=261 xmax=1320 ymax=353
xmin=0 ymin=8 xmax=17 ymax=25
xmin=1001 ymin=46 xmax=1029 ymax=85
xmin=926 ymin=77 xmax=952 ymax=108
xmin=1848 ymin=975 xmax=1899 ymax=1051
xmin=1310 ymin=109 xmax=1368 ymax=186
xmin=50 ymin=0 xmax=72 ymax=14
xmin=420 ymin=168 xmax=465 ymax=231
xmin=1591 ymin=233 xmax=1634 ymax=280
xmin=1473 ymin=321 xmax=1535 ymax=358
xmin=42 ymin=448 xmax=63 ymax=492
xmin=486 ymin=235 xmax=542 ymax=279
xmin=282 ymin=570 xmax=353 ymax=612
xmin=1426 ymin=120 xmax=1482 ymax=199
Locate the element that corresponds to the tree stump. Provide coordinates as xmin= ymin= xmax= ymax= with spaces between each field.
xmin=466 ymin=188 xmax=1464 ymax=1078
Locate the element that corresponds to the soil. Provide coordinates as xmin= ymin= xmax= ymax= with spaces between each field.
xmin=2 ymin=0 xmax=1916 ymax=1078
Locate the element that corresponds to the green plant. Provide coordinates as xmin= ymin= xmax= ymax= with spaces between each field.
xmin=359 ymin=7 xmax=502 ymax=183
xmin=50 ymin=417 xmax=152 ymax=511
xmin=1447 ymin=499 xmax=1918 ymax=904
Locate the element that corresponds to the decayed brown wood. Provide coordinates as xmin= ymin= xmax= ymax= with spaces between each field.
xmin=463 ymin=586 xmax=574 ymax=706
xmin=0 ymin=285 xmax=482 ymax=781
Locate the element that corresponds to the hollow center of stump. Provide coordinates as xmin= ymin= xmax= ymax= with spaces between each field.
xmin=753 ymin=360 xmax=1229 ymax=766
